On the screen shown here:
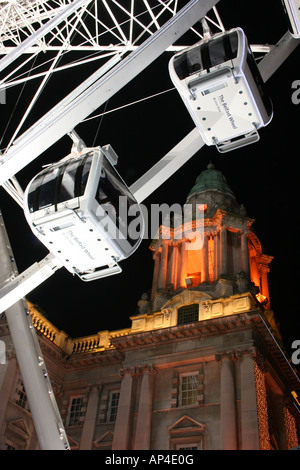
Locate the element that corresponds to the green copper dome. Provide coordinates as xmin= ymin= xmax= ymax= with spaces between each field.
xmin=187 ymin=162 xmax=235 ymax=199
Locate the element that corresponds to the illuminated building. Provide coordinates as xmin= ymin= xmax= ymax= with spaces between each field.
xmin=0 ymin=163 xmax=299 ymax=450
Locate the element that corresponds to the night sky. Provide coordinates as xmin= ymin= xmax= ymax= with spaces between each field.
xmin=0 ymin=0 xmax=300 ymax=372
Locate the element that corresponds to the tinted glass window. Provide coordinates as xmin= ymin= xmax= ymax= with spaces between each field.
xmin=27 ymin=154 xmax=93 ymax=213
xmin=174 ymin=47 xmax=202 ymax=79
xmin=173 ymin=31 xmax=238 ymax=79
xmin=96 ymin=158 xmax=141 ymax=246
xmin=79 ymin=155 xmax=92 ymax=196
xmin=28 ymin=173 xmax=44 ymax=213
xmin=38 ymin=167 xmax=60 ymax=209
xmin=206 ymin=31 xmax=238 ymax=68
xmin=59 ymin=160 xmax=80 ymax=203
xmin=246 ymin=49 xmax=273 ymax=118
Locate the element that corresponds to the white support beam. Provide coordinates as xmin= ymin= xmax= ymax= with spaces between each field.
xmin=0 ymin=213 xmax=68 ymax=449
xmin=130 ymin=127 xmax=205 ymax=203
xmin=0 ymin=253 xmax=63 ymax=314
xmin=0 ymin=0 xmax=219 ymax=186
xmin=258 ymin=31 xmax=300 ymax=82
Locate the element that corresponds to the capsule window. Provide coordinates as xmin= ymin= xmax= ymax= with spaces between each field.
xmin=38 ymin=167 xmax=60 ymax=210
xmin=173 ymin=31 xmax=239 ymax=80
xmin=59 ymin=159 xmax=81 ymax=203
xmin=96 ymin=158 xmax=141 ymax=246
xmin=205 ymin=32 xmax=238 ymax=69
xmin=58 ymin=153 xmax=93 ymax=204
xmin=174 ymin=48 xmax=202 ymax=80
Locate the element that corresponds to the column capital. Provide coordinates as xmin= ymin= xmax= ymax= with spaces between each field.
xmin=138 ymin=364 xmax=159 ymax=376
xmin=215 ymin=350 xmax=238 ymax=362
xmin=119 ymin=366 xmax=138 ymax=378
xmin=235 ymin=346 xmax=257 ymax=360
xmin=87 ymin=383 xmax=102 ymax=394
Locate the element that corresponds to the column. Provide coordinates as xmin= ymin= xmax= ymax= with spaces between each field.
xmin=220 ymin=226 xmax=227 ymax=275
xmin=261 ymin=266 xmax=270 ymax=308
xmin=79 ymin=384 xmax=100 ymax=449
xmin=240 ymin=231 xmax=250 ymax=274
xmin=157 ymin=241 xmax=169 ymax=289
xmin=112 ymin=368 xmax=135 ymax=450
xmin=134 ymin=365 xmax=158 ymax=450
xmin=213 ymin=232 xmax=219 ymax=280
xmin=217 ymin=352 xmax=238 ymax=450
xmin=151 ymin=251 xmax=160 ymax=298
xmin=239 ymin=349 xmax=260 ymax=450
xmin=180 ymin=241 xmax=188 ymax=287
xmin=202 ymin=234 xmax=209 ymax=282
xmin=170 ymin=242 xmax=179 ymax=290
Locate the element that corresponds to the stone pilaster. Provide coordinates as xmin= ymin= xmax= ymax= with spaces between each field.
xmin=112 ymin=367 xmax=137 ymax=450
xmin=216 ymin=351 xmax=238 ymax=450
xmin=239 ymin=348 xmax=260 ymax=450
xmin=134 ymin=365 xmax=158 ymax=450
xmin=79 ymin=384 xmax=101 ymax=449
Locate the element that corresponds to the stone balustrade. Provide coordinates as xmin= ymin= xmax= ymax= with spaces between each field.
xmin=27 ymin=301 xmax=130 ymax=356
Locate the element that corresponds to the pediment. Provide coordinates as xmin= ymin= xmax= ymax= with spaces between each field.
xmin=161 ymin=290 xmax=212 ymax=311
xmin=6 ymin=417 xmax=30 ymax=439
xmin=168 ymin=415 xmax=206 ymax=436
xmin=66 ymin=434 xmax=80 ymax=449
xmin=94 ymin=431 xmax=113 ymax=448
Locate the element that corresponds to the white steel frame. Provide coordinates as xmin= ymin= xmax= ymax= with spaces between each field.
xmin=0 ymin=0 xmax=299 ymax=451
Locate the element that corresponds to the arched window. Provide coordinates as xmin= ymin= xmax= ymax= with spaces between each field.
xmin=177 ymin=304 xmax=199 ymax=325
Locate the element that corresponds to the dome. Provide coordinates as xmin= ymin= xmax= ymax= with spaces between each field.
xmin=186 ymin=163 xmax=244 ymax=218
xmin=187 ymin=162 xmax=235 ymax=199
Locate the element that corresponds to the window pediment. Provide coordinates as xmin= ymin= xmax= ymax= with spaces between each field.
xmin=168 ymin=415 xmax=206 ymax=436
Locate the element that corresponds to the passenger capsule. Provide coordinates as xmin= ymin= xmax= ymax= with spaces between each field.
xmin=24 ymin=145 xmax=144 ymax=281
xmin=169 ymin=27 xmax=273 ymax=153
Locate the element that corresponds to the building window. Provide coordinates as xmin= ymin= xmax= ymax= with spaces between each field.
xmin=177 ymin=304 xmax=199 ymax=325
xmin=67 ymin=397 xmax=85 ymax=426
xmin=107 ymin=391 xmax=120 ymax=423
xmin=14 ymin=378 xmax=29 ymax=411
xmin=179 ymin=373 xmax=199 ymax=406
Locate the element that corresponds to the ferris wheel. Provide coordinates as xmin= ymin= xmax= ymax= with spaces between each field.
xmin=0 ymin=0 xmax=299 ymax=450
xmin=0 ymin=0 xmax=298 ymax=291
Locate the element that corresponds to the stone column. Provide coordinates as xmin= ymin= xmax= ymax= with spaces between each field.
xmin=217 ymin=352 xmax=238 ymax=450
xmin=112 ymin=368 xmax=135 ymax=450
xmin=151 ymin=251 xmax=160 ymax=298
xmin=214 ymin=232 xmax=219 ymax=280
xmin=170 ymin=243 xmax=179 ymax=290
xmin=239 ymin=349 xmax=260 ymax=450
xmin=134 ymin=365 xmax=158 ymax=450
xmin=240 ymin=231 xmax=249 ymax=274
xmin=180 ymin=241 xmax=188 ymax=287
xmin=79 ymin=384 xmax=100 ymax=449
xmin=202 ymin=234 xmax=209 ymax=282
xmin=220 ymin=226 xmax=227 ymax=275
xmin=157 ymin=241 xmax=169 ymax=289
xmin=261 ymin=266 xmax=270 ymax=308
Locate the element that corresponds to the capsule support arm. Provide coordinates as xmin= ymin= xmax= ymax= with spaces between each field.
xmin=0 ymin=254 xmax=63 ymax=314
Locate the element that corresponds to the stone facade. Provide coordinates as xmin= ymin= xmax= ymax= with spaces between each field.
xmin=0 ymin=164 xmax=299 ymax=450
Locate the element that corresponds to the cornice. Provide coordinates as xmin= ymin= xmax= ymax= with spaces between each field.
xmin=149 ymin=208 xmax=255 ymax=251
xmin=110 ymin=310 xmax=259 ymax=351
